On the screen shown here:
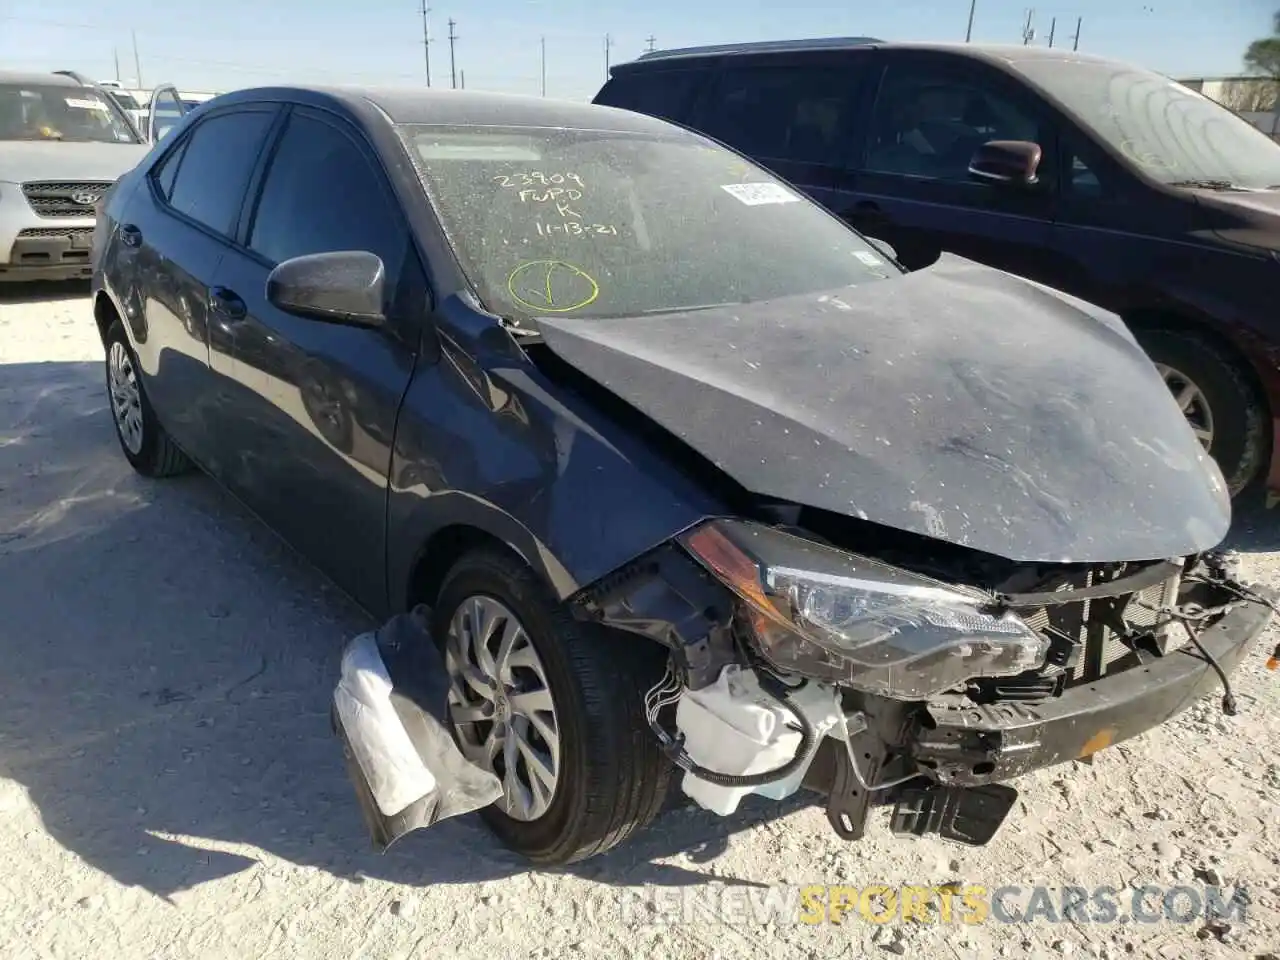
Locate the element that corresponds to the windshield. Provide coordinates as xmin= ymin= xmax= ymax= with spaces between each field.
xmin=0 ymin=83 xmax=138 ymax=143
xmin=106 ymin=90 xmax=142 ymax=111
xmin=399 ymin=124 xmax=900 ymax=320
xmin=1014 ymin=60 xmax=1280 ymax=190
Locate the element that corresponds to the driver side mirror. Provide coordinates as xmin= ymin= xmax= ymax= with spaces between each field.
xmin=968 ymin=140 xmax=1043 ymax=186
xmin=266 ymin=251 xmax=386 ymax=328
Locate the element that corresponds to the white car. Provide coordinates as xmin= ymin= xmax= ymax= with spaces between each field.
xmin=0 ymin=71 xmax=189 ymax=282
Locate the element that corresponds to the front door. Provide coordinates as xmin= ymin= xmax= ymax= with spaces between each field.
xmin=144 ymin=84 xmax=189 ymax=143
xmin=833 ymin=54 xmax=1059 ymax=282
xmin=209 ymin=106 xmax=426 ymax=611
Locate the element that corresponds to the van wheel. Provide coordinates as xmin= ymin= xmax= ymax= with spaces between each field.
xmin=1133 ymin=328 xmax=1267 ymax=495
xmin=431 ymin=548 xmax=672 ymax=864
xmin=104 ymin=319 xmax=192 ymax=477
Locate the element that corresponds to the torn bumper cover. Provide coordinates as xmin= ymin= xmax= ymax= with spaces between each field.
xmin=909 ymin=589 xmax=1276 ymax=787
xmin=332 ymin=608 xmax=502 ymax=851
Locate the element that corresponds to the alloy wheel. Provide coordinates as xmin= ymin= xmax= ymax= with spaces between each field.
xmin=1155 ymin=363 xmax=1215 ymax=451
xmin=445 ymin=595 xmax=561 ymax=821
xmin=108 ymin=340 xmax=144 ymax=455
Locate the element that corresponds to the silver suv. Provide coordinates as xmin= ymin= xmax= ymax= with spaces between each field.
xmin=1 ymin=70 xmax=187 ymax=282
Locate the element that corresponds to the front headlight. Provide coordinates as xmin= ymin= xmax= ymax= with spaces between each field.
xmin=679 ymin=519 xmax=1048 ymax=700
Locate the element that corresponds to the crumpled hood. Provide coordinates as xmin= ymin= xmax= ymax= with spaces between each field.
xmin=0 ymin=140 xmax=150 ymax=184
xmin=536 ymin=255 xmax=1231 ymax=564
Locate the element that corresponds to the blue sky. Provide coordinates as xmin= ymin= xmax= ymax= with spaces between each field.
xmin=1 ymin=0 xmax=1275 ymax=101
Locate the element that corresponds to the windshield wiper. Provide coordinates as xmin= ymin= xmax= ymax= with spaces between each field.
xmin=1167 ymin=179 xmax=1248 ymax=191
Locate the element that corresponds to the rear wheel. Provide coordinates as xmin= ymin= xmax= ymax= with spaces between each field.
xmin=1133 ymin=328 xmax=1267 ymax=496
xmin=431 ymin=548 xmax=672 ymax=864
xmin=104 ymin=319 xmax=192 ymax=478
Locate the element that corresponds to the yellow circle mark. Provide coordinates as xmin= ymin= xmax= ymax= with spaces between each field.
xmin=507 ymin=260 xmax=600 ymax=314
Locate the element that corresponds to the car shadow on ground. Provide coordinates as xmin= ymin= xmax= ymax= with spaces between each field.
xmin=0 ymin=279 xmax=92 ymax=305
xmin=0 ymin=359 xmax=798 ymax=902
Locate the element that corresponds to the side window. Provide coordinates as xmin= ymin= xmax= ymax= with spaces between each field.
xmin=697 ymin=65 xmax=862 ymax=164
xmin=151 ymin=138 xmax=188 ymax=200
xmin=166 ymin=110 xmax=274 ymax=236
xmin=150 ymin=88 xmax=185 ymax=142
xmin=247 ymin=112 xmax=407 ymax=300
xmin=594 ymin=71 xmax=700 ymax=122
xmin=865 ymin=62 xmax=1044 ymax=182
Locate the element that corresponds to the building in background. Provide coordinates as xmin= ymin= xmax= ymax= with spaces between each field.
xmin=1179 ymin=75 xmax=1280 ymax=139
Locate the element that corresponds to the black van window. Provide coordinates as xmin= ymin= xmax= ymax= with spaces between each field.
xmin=866 ymin=62 xmax=1042 ymax=182
xmin=696 ymin=65 xmax=861 ymax=164
xmin=594 ymin=71 xmax=699 ymax=123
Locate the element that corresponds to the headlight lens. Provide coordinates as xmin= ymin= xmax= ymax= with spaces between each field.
xmin=679 ymin=519 xmax=1048 ymax=700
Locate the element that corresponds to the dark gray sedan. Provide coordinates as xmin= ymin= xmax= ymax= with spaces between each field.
xmin=92 ymin=85 xmax=1272 ymax=864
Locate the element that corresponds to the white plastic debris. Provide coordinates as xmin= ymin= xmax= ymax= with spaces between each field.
xmin=333 ymin=631 xmax=438 ymax=817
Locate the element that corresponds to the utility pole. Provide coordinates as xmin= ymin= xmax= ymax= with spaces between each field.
xmin=1048 ymin=16 xmax=1056 ymax=48
xmin=132 ymin=31 xmax=143 ymax=87
xmin=541 ymin=36 xmax=546 ymax=96
xmin=460 ymin=70 xmax=465 ymax=89
xmin=113 ymin=48 xmax=121 ymax=83
xmin=447 ymin=18 xmax=458 ymax=90
xmin=420 ymin=1 xmax=432 ymax=87
xmin=1071 ymin=16 xmax=1082 ymax=51
xmin=1021 ymin=8 xmax=1035 ymax=46
xmin=965 ymin=0 xmax=976 ymax=42
xmin=604 ymin=33 xmax=613 ymax=79
xmin=645 ymin=35 xmax=657 ymax=52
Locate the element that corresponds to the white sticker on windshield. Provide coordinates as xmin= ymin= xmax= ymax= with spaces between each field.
xmin=854 ymin=251 xmax=884 ymax=266
xmin=65 ymin=98 xmax=107 ymax=111
xmin=719 ymin=182 xmax=799 ymax=206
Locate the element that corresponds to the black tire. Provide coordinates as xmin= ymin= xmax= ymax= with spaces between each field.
xmin=431 ymin=548 xmax=673 ymax=864
xmin=1133 ymin=328 xmax=1268 ymax=496
xmin=104 ymin=318 xmax=192 ymax=478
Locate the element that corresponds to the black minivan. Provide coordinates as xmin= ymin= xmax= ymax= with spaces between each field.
xmin=594 ymin=38 xmax=1280 ymax=504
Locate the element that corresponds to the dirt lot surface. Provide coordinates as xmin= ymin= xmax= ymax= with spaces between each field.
xmin=1 ymin=282 xmax=1278 ymax=960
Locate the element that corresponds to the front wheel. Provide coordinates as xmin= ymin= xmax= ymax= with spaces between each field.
xmin=431 ymin=548 xmax=672 ymax=864
xmin=1134 ymin=328 xmax=1268 ymax=496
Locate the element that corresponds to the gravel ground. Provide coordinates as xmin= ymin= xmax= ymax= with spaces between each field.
xmin=1 ymin=282 xmax=1278 ymax=960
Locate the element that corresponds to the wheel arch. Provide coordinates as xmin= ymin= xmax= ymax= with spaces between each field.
xmin=93 ymin=289 xmax=123 ymax=348
xmin=404 ymin=523 xmax=531 ymax=612
xmin=1123 ymin=306 xmax=1271 ymax=422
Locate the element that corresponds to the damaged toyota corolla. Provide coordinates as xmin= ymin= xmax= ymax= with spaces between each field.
xmin=92 ymin=87 xmax=1278 ymax=866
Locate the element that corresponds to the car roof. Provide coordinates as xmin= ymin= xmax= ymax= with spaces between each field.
xmin=0 ymin=69 xmax=83 ymax=87
xmin=216 ymin=85 xmax=685 ymax=135
xmin=614 ymin=38 xmax=1123 ymax=71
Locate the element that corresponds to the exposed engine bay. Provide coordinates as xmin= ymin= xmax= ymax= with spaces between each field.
xmin=572 ymin=510 xmax=1277 ymax=847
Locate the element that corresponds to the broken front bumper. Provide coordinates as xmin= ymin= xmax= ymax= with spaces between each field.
xmin=910 ymin=590 xmax=1275 ymax=787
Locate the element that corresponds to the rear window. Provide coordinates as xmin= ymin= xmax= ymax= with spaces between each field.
xmin=593 ymin=70 xmax=702 ymax=123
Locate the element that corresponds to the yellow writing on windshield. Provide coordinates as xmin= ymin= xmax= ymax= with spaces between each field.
xmin=507 ymin=260 xmax=599 ymax=313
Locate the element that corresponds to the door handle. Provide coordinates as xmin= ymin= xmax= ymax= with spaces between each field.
xmin=120 ymin=223 xmax=142 ymax=248
xmin=208 ymin=286 xmax=247 ymax=321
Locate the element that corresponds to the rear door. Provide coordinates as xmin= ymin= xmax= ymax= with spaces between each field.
xmin=684 ymin=53 xmax=873 ymax=210
xmin=209 ymin=105 xmax=426 ymax=611
xmin=838 ymin=52 xmax=1059 ymax=280
xmin=122 ymin=105 xmax=278 ymax=469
